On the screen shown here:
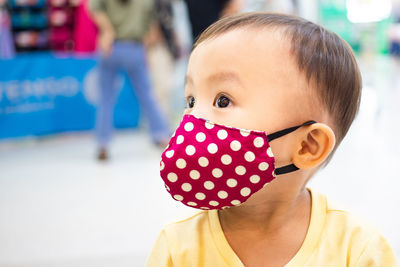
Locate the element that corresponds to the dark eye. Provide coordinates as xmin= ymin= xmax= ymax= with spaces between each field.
xmin=215 ymin=95 xmax=231 ymax=108
xmin=186 ymin=96 xmax=195 ymax=109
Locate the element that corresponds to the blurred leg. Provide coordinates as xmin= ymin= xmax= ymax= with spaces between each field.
xmin=95 ymin=53 xmax=119 ymax=150
xmin=123 ymin=43 xmax=170 ymax=143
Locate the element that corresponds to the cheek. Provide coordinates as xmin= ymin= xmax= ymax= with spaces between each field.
xmin=268 ymin=135 xmax=298 ymax=167
xmin=237 ymin=105 xmax=276 ymax=132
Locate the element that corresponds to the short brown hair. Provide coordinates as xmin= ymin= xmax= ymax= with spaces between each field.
xmin=194 ymin=12 xmax=362 ymax=151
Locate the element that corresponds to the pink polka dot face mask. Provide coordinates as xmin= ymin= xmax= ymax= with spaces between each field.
xmin=160 ymin=115 xmax=315 ymax=210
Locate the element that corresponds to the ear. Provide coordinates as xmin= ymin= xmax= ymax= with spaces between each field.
xmin=292 ymin=123 xmax=336 ymax=170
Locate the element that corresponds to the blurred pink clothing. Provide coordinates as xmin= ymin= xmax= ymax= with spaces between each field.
xmin=0 ymin=8 xmax=15 ymax=58
xmin=74 ymin=0 xmax=97 ymax=53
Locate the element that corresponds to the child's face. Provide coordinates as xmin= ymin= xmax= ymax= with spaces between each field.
xmin=185 ymin=28 xmax=319 ymax=167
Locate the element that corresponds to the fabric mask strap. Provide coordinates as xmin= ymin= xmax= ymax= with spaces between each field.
xmin=267 ymin=121 xmax=316 ymax=142
xmin=267 ymin=120 xmax=317 ymax=175
xmin=275 ymin=164 xmax=299 ymax=175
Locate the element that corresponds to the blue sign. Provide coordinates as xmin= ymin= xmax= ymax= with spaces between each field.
xmin=0 ymin=53 xmax=140 ymax=140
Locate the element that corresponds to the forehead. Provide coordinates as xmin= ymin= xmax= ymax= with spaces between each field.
xmin=187 ymin=28 xmax=307 ymax=93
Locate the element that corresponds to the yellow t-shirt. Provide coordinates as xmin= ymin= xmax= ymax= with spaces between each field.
xmin=147 ymin=190 xmax=397 ymax=266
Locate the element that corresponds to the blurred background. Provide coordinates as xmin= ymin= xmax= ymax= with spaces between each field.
xmin=0 ymin=0 xmax=399 ymax=266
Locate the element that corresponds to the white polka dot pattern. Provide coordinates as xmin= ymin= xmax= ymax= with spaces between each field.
xmin=231 ymin=200 xmax=241 ymax=205
xmin=184 ymin=122 xmax=194 ymax=131
xmin=185 ymin=145 xmax=196 ymax=156
xmin=227 ymin=178 xmax=238 ymax=187
xmin=165 ymin=150 xmax=174 ymax=158
xmin=209 ymin=200 xmax=219 ymax=206
xmin=267 ymin=147 xmax=274 ymax=157
xmin=174 ymin=195 xmax=183 ymax=201
xmin=244 ymin=151 xmax=255 ymax=162
xmin=221 ymin=154 xmax=232 ymax=165
xmin=160 ymin=161 xmax=165 ymax=171
xmin=204 ymin=181 xmax=215 ymax=190
xmin=218 ymin=191 xmax=228 ymax=199
xmin=176 ymin=159 xmax=186 ymax=169
xmin=217 ymin=129 xmax=228 ymax=140
xmin=258 ymin=162 xmax=269 ymax=171
xmin=195 ymin=192 xmax=206 ymax=200
xmin=196 ymin=132 xmax=206 ymax=142
xmin=160 ymin=115 xmax=276 ymax=210
xmin=167 ymin=173 xmax=178 ymax=182
xmin=240 ymin=129 xmax=251 ymax=137
xmin=207 ymin=143 xmax=218 ymax=154
xmin=230 ymin=140 xmax=241 ymax=151
xmin=235 ymin=166 xmax=246 ymax=175
xmin=198 ymin=157 xmax=209 ymax=167
xmin=182 ymin=183 xmax=192 ymax=192
xmin=253 ymin=137 xmax=264 ymax=148
xmin=240 ymin=187 xmax=251 ymax=197
xmin=176 ymin=135 xmax=184 ymax=144
xmin=250 ymin=175 xmax=260 ymax=183
xmin=212 ymin=168 xmax=223 ymax=178
xmin=205 ymin=122 xmax=214 ymax=129
xmin=190 ymin=170 xmax=200 ymax=180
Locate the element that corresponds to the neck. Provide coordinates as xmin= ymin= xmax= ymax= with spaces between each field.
xmin=219 ymin=185 xmax=311 ymax=235
xmin=217 ymin=177 xmax=313 ymax=266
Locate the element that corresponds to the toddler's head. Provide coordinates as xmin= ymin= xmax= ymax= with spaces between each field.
xmin=160 ymin=13 xmax=361 ymax=209
xmin=187 ymin=12 xmax=361 ymax=167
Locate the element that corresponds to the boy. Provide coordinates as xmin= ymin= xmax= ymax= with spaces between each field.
xmin=147 ymin=13 xmax=397 ymax=266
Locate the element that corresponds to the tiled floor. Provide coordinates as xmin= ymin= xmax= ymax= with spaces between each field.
xmin=0 ymin=55 xmax=399 ymax=266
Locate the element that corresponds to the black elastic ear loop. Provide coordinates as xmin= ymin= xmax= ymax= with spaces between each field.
xmin=275 ymin=164 xmax=299 ymax=175
xmin=267 ymin=120 xmax=317 ymax=175
xmin=267 ymin=120 xmax=316 ymax=142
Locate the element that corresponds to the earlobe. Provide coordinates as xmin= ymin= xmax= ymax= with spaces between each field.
xmin=292 ymin=123 xmax=336 ymax=170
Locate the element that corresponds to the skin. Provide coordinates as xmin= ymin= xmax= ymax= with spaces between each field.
xmin=184 ymin=27 xmax=336 ymax=266
xmin=91 ymin=11 xmax=115 ymax=56
xmin=221 ymin=0 xmax=245 ymax=17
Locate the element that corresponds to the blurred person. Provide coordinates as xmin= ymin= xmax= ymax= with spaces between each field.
xmin=154 ymin=0 xmax=180 ymax=60
xmin=389 ymin=1 xmax=400 ymax=58
xmin=147 ymin=13 xmax=397 ymax=266
xmin=0 ymin=0 xmax=15 ymax=58
xmin=89 ymin=0 xmax=170 ymax=161
xmin=388 ymin=23 xmax=400 ymax=57
xmin=146 ymin=0 xmax=181 ymax=123
xmin=184 ymin=0 xmax=243 ymax=42
xmin=74 ymin=0 xmax=98 ymax=53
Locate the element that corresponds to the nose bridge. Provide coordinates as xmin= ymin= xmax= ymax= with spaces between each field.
xmin=187 ymin=95 xmax=213 ymax=120
xmin=190 ymin=104 xmax=212 ymax=121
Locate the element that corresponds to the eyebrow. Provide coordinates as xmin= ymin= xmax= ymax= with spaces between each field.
xmin=185 ymin=71 xmax=243 ymax=87
xmin=185 ymin=75 xmax=193 ymax=86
